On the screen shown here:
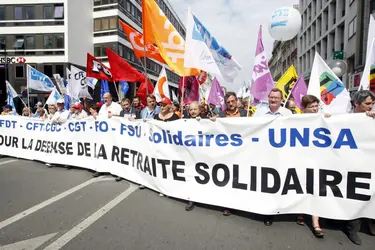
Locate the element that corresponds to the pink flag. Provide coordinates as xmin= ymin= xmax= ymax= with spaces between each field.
xmin=179 ymin=76 xmax=200 ymax=104
xmin=291 ymin=76 xmax=308 ymax=110
xmin=207 ymin=77 xmax=225 ymax=111
xmin=250 ymin=26 xmax=274 ymax=103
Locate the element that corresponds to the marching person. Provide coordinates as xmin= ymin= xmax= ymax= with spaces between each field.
xmin=98 ymin=93 xmax=122 ymax=119
xmin=132 ymin=96 xmax=144 ymax=111
xmin=154 ymin=97 xmax=180 ymax=122
xmin=212 ymin=92 xmax=247 ymax=216
xmin=253 ymin=88 xmax=292 ymax=226
xmin=345 ymin=90 xmax=375 ymax=245
xmin=51 ymin=99 xmax=70 ymax=124
xmin=141 ymin=94 xmax=160 ymax=119
xmin=1 ymin=105 xmax=16 ymax=115
xmin=71 ymin=103 xmax=88 ymax=120
xmin=47 ymin=105 xmax=57 ymax=121
xmin=89 ymin=104 xmax=101 ymax=120
xmin=22 ymin=107 xmax=31 ymax=117
xmin=285 ymin=98 xmax=297 ymax=114
xmin=119 ymin=98 xmax=141 ymax=119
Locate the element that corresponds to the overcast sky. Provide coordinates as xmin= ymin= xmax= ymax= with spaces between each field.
xmin=168 ymin=0 xmax=299 ymax=91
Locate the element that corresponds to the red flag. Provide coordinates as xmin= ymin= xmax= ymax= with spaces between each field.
xmin=106 ymin=48 xmax=145 ymax=82
xmin=179 ymin=76 xmax=199 ymax=105
xmin=119 ymin=19 xmax=166 ymax=64
xmin=137 ymin=79 xmax=154 ymax=106
xmin=86 ymin=53 xmax=112 ymax=81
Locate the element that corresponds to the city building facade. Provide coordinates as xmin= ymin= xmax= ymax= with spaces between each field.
xmin=298 ymin=0 xmax=375 ymax=92
xmin=0 ymin=0 xmax=183 ymax=105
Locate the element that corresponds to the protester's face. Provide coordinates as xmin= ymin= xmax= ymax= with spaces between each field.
xmin=237 ymin=99 xmax=243 ymax=108
xmin=57 ymin=103 xmax=64 ymax=110
xmin=133 ymin=99 xmax=140 ymax=107
xmin=226 ymin=95 xmax=237 ymax=111
xmin=189 ymin=104 xmax=200 ymax=118
xmin=103 ymin=94 xmax=112 ymax=106
xmin=48 ymin=105 xmax=56 ymax=115
xmin=268 ymin=91 xmax=282 ymax=109
xmin=242 ymin=102 xmax=249 ymax=110
xmin=4 ymin=107 xmax=9 ymax=112
xmin=70 ymin=107 xmax=76 ymax=113
xmin=23 ymin=108 xmax=29 ymax=115
xmin=122 ymin=101 xmax=131 ymax=111
xmin=90 ymin=107 xmax=97 ymax=115
xmin=160 ymin=103 xmax=170 ymax=113
xmin=147 ymin=97 xmax=156 ymax=108
xmin=355 ymin=96 xmax=374 ymax=113
xmin=287 ymin=100 xmax=297 ymax=113
xmin=304 ymin=102 xmax=319 ymax=114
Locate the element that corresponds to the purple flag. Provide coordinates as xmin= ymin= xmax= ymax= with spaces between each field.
xmin=250 ymin=26 xmax=274 ymax=103
xmin=207 ymin=77 xmax=225 ymax=111
xmin=179 ymin=76 xmax=199 ymax=105
xmin=291 ymin=76 xmax=308 ymax=110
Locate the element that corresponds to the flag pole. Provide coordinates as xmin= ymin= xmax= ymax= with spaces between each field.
xmin=26 ymin=66 xmax=31 ymax=116
xmin=180 ymin=76 xmax=186 ymax=117
xmin=246 ymin=81 xmax=251 ymax=117
xmin=113 ymin=81 xmax=120 ymax=101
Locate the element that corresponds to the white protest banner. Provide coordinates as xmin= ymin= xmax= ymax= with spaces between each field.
xmin=0 ymin=115 xmax=374 ymax=220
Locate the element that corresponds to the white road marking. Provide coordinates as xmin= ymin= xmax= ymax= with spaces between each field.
xmin=0 ymin=176 xmax=106 ymax=230
xmin=44 ymin=184 xmax=137 ymax=250
xmin=0 ymin=159 xmax=18 ymax=168
xmin=0 ymin=232 xmax=57 ymax=250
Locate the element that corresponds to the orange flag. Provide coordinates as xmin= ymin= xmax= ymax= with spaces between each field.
xmin=142 ymin=0 xmax=200 ymax=77
xmin=119 ymin=19 xmax=166 ymax=64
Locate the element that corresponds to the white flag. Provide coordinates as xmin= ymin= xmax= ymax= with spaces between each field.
xmin=46 ymin=88 xmax=62 ymax=105
xmin=308 ymin=52 xmax=351 ymax=114
xmin=153 ymin=67 xmax=170 ymax=102
xmin=69 ymin=66 xmax=92 ymax=100
xmin=171 ymin=90 xmax=178 ymax=103
xmin=53 ymin=74 xmax=67 ymax=94
xmin=359 ymin=15 xmax=375 ymax=91
xmin=27 ymin=65 xmax=55 ymax=92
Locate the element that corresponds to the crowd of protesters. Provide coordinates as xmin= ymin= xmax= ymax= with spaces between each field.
xmin=1 ymin=88 xmax=375 ymax=245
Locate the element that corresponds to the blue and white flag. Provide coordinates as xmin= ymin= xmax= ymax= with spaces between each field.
xmin=46 ymin=88 xmax=62 ymax=105
xmin=119 ymin=81 xmax=129 ymax=96
xmin=27 ymin=65 xmax=55 ymax=92
xmin=184 ymin=8 xmax=242 ymax=83
xmin=6 ymin=81 xmax=17 ymax=110
xmin=86 ymin=77 xmax=98 ymax=89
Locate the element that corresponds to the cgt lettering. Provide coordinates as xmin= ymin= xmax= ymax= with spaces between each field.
xmin=26 ymin=122 xmax=61 ymax=132
xmin=269 ymin=127 xmax=358 ymax=149
xmin=68 ymin=121 xmax=86 ymax=132
xmin=0 ymin=120 xmax=17 ymax=128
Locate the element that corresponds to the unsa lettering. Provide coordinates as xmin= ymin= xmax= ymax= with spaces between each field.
xmin=268 ymin=128 xmax=358 ymax=149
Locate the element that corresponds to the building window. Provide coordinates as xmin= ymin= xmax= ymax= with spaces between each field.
xmin=44 ymin=6 xmax=53 ymax=19
xmin=25 ymin=6 xmax=34 ymax=19
xmin=56 ymin=34 xmax=64 ymax=48
xmin=102 ymin=18 xmax=109 ymax=30
xmin=0 ymin=7 xmax=4 ymax=21
xmin=109 ymin=17 xmax=117 ymax=29
xmin=14 ymin=7 xmax=23 ymax=20
xmin=126 ymin=1 xmax=130 ymax=12
xmin=119 ymin=44 xmax=123 ymax=57
xmin=13 ymin=38 xmax=24 ymax=49
xmin=44 ymin=65 xmax=53 ymax=77
xmin=15 ymin=65 xmax=24 ymax=78
xmin=94 ymin=19 xmax=101 ymax=31
xmin=44 ymin=35 xmax=53 ymax=49
xmin=94 ymin=46 xmax=101 ymax=57
xmin=348 ymin=16 xmax=356 ymax=39
xmin=25 ymin=36 xmax=35 ymax=49
xmin=54 ymin=5 xmax=64 ymax=19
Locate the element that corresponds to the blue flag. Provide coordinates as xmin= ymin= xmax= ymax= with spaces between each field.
xmin=100 ymin=80 xmax=110 ymax=104
xmin=27 ymin=65 xmax=55 ymax=92
xmin=119 ymin=81 xmax=129 ymax=96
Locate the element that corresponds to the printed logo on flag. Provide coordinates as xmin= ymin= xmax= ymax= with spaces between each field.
xmin=319 ymin=72 xmax=345 ymax=105
xmin=192 ymin=16 xmax=232 ymax=60
xmin=30 ymin=67 xmax=54 ymax=88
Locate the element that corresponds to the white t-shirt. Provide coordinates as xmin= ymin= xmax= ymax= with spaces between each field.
xmin=51 ymin=109 xmax=71 ymax=123
xmin=254 ymin=106 xmax=293 ymax=117
xmin=72 ymin=110 xmax=88 ymax=120
xmin=99 ymin=102 xmax=122 ymax=118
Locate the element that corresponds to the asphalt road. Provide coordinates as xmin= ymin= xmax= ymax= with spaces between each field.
xmin=0 ymin=157 xmax=374 ymax=250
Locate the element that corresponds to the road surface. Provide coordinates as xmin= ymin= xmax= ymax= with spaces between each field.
xmin=0 ymin=157 xmax=374 ymax=250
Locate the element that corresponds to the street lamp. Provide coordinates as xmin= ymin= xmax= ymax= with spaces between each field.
xmin=0 ymin=41 xmax=7 ymax=81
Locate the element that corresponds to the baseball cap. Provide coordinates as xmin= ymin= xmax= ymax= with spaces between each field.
xmin=57 ymin=98 xmax=65 ymax=104
xmin=35 ymin=101 xmax=43 ymax=108
xmin=72 ymin=103 xmax=84 ymax=110
xmin=96 ymin=102 xmax=103 ymax=108
xmin=4 ymin=104 xmax=12 ymax=110
xmin=160 ymin=97 xmax=172 ymax=105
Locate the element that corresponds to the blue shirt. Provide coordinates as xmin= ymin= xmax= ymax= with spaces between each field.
xmin=141 ymin=106 xmax=160 ymax=119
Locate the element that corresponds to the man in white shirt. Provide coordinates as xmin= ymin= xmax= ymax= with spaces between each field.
xmin=254 ymin=88 xmax=293 ymax=117
xmin=253 ymin=88 xmax=292 ymax=227
xmin=52 ymin=99 xmax=71 ymax=124
xmin=71 ymin=103 xmax=88 ymax=120
xmin=98 ymin=93 xmax=122 ymax=119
